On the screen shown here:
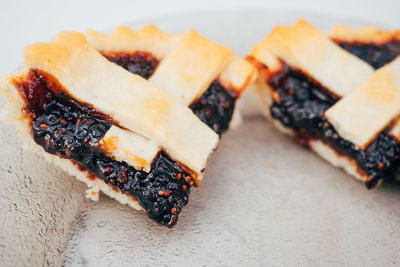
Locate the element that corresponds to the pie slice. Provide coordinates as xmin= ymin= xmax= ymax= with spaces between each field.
xmin=248 ymin=19 xmax=400 ymax=188
xmin=0 ymin=29 xmax=255 ymax=227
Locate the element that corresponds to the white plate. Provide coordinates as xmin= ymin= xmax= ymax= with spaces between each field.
xmin=1 ymin=9 xmax=400 ymax=266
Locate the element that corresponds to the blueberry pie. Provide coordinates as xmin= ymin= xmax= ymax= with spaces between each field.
xmin=0 ymin=28 xmax=255 ymax=227
xmin=248 ymin=19 xmax=400 ymax=188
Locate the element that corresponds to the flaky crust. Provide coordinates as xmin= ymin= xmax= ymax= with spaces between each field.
xmin=20 ymin=31 xmax=219 ymax=175
xmin=85 ymin=25 xmax=182 ymax=59
xmin=329 ymin=24 xmax=400 ymax=44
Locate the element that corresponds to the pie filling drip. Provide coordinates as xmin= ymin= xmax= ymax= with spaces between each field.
xmin=16 ymin=70 xmax=194 ymax=227
xmin=335 ymin=39 xmax=400 ymax=69
xmin=102 ymin=51 xmax=238 ymax=136
xmin=268 ymin=62 xmax=400 ymax=188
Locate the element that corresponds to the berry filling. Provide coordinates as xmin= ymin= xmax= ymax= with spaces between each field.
xmin=101 ymin=51 xmax=159 ymax=79
xmin=335 ymin=39 xmax=400 ymax=69
xmin=190 ymin=81 xmax=238 ymax=136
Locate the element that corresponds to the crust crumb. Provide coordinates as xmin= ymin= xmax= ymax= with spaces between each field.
xmin=86 ymin=187 xmax=100 ymax=201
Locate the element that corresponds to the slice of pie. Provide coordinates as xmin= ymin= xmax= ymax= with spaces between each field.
xmin=248 ymin=19 xmax=400 ymax=188
xmin=0 ymin=28 xmax=255 ymax=227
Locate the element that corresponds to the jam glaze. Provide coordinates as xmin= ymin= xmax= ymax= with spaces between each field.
xmin=15 ymin=70 xmax=193 ymax=227
xmin=335 ymin=39 xmax=400 ymax=69
xmin=102 ymin=51 xmax=238 ymax=136
xmin=268 ymin=62 xmax=400 ymax=189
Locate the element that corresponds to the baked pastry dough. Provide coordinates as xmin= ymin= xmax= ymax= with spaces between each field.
xmin=248 ymin=19 xmax=400 ymax=188
xmin=0 ymin=28 xmax=254 ymax=227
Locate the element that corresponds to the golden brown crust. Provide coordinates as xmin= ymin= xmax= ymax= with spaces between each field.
xmin=85 ymin=25 xmax=182 ymax=59
xmin=329 ymin=24 xmax=400 ymax=44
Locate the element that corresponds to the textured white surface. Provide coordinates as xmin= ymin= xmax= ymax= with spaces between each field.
xmin=0 ymin=124 xmax=87 ymax=266
xmin=1 ymin=8 xmax=400 ymax=267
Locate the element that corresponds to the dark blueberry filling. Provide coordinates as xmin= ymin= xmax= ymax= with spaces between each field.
xmin=17 ymin=70 xmax=193 ymax=227
xmin=101 ymin=51 xmax=160 ymax=79
xmin=103 ymin=51 xmax=238 ymax=136
xmin=190 ymin=81 xmax=238 ymax=136
xmin=269 ymin=62 xmax=400 ymax=188
xmin=336 ymin=39 xmax=400 ymax=69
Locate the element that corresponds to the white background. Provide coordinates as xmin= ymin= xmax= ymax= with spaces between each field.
xmin=0 ymin=0 xmax=399 ymax=75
